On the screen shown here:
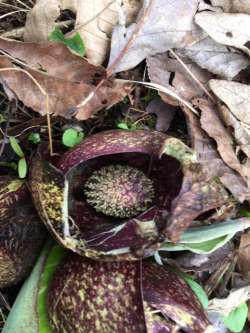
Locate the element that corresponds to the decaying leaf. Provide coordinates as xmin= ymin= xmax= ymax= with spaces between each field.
xmin=210 ymin=0 xmax=250 ymax=14
xmin=24 ymin=0 xmax=141 ymax=64
xmin=193 ymin=98 xmax=250 ymax=187
xmin=179 ymin=37 xmax=249 ymax=80
xmin=237 ymin=232 xmax=250 ymax=281
xmin=109 ymin=0 xmax=202 ymax=73
xmin=160 ymin=138 xmax=230 ymax=242
xmin=219 ymin=104 xmax=250 ymax=159
xmin=108 ymin=0 xmax=249 ymax=78
xmin=147 ymin=52 xmax=211 ymax=106
xmin=195 ymin=12 xmax=250 ymax=56
xmin=183 ymin=107 xmax=250 ymax=202
xmin=209 ymin=79 xmax=250 ymax=125
xmin=0 ymin=38 xmax=130 ymax=120
xmin=208 ymin=286 xmax=250 ymax=316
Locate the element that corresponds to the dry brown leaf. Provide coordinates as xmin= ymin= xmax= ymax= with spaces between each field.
xmin=24 ymin=0 xmax=141 ymax=64
xmin=194 ymin=98 xmax=250 ymax=186
xmin=183 ymin=107 xmax=250 ymax=202
xmin=179 ymin=36 xmax=249 ymax=80
xmin=195 ymin=11 xmax=250 ymax=56
xmin=109 ymin=0 xmax=202 ymax=73
xmin=24 ymin=0 xmax=60 ymax=42
xmin=0 ymin=38 xmax=130 ymax=120
xmin=208 ymin=285 xmax=250 ymax=316
xmin=219 ymin=104 xmax=250 ymax=158
xmin=166 ymin=166 xmax=230 ymax=242
xmin=210 ymin=0 xmax=250 ymax=14
xmin=238 ymin=232 xmax=250 ymax=281
xmin=209 ymin=79 xmax=250 ymax=125
xmin=147 ymin=52 xmax=211 ymax=106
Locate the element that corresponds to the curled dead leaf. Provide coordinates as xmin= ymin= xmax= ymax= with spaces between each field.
xmin=183 ymin=106 xmax=250 ymax=202
xmin=193 ymin=98 xmax=250 ymax=187
xmin=238 ymin=232 xmax=250 ymax=281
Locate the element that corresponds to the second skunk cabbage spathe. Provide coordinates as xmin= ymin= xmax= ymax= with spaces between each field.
xmin=0 ymin=176 xmax=45 ymax=287
xmin=2 ymin=242 xmax=212 ymax=333
xmin=30 ymin=130 xmax=229 ymax=260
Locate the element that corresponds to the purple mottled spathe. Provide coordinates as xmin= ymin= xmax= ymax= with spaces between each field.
xmin=30 ymin=130 xmax=183 ymax=260
xmin=47 ymin=255 xmax=210 ymax=333
xmin=0 ymin=176 xmax=45 ymax=287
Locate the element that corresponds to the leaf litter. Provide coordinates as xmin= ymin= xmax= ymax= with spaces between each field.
xmin=1 ymin=0 xmax=250 ymax=332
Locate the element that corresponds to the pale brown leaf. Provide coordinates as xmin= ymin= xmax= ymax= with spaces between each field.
xmin=109 ymin=0 xmax=202 ymax=73
xmin=209 ymin=79 xmax=250 ymax=125
xmin=238 ymin=232 xmax=250 ymax=281
xmin=219 ymin=104 xmax=250 ymax=158
xmin=195 ymin=12 xmax=250 ymax=56
xmin=24 ymin=0 xmax=60 ymax=42
xmin=179 ymin=37 xmax=249 ymax=80
xmin=210 ymin=0 xmax=250 ymax=14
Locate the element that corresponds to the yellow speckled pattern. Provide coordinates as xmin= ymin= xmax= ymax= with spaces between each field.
xmin=48 ymin=255 xmax=146 ymax=333
xmin=47 ymin=256 xmax=210 ymax=333
xmin=0 ymin=177 xmax=26 ymax=219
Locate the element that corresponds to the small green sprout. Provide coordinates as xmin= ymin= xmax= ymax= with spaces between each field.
xmin=28 ymin=132 xmax=41 ymax=144
xmin=9 ymin=137 xmax=27 ymax=179
xmin=49 ymin=27 xmax=85 ymax=57
xmin=62 ymin=128 xmax=84 ymax=148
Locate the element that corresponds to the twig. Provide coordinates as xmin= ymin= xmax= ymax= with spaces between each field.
xmin=117 ymin=79 xmax=199 ymax=116
xmin=0 ymin=9 xmax=28 ymax=21
xmin=107 ymin=0 xmax=154 ymax=76
xmin=169 ymin=49 xmax=216 ymax=102
xmin=76 ymin=0 xmax=154 ymax=111
xmin=0 ymin=19 xmax=74 ymax=38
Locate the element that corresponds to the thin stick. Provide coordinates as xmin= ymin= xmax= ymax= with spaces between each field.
xmin=15 ymin=0 xmax=31 ymax=10
xmin=0 ymin=67 xmax=53 ymax=155
xmin=169 ymin=49 xmax=216 ymax=102
xmin=0 ymin=9 xmax=28 ymax=21
xmin=117 ymin=79 xmax=199 ymax=115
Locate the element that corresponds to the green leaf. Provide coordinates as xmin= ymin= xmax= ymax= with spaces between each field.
xmin=38 ymin=245 xmax=67 ymax=333
xmin=62 ymin=128 xmax=84 ymax=148
xmin=49 ymin=27 xmax=85 ymax=57
xmin=28 ymin=132 xmax=41 ymax=144
xmin=2 ymin=241 xmax=67 ymax=333
xmin=48 ymin=26 xmax=65 ymax=41
xmin=0 ymin=161 xmax=17 ymax=170
xmin=9 ymin=137 xmax=24 ymax=158
xmin=117 ymin=122 xmax=129 ymax=130
xmin=161 ymin=218 xmax=250 ymax=254
xmin=18 ymin=158 xmax=27 ymax=179
xmin=2 ymin=241 xmax=52 ymax=333
xmin=240 ymin=209 xmax=250 ymax=217
xmin=223 ymin=303 xmax=248 ymax=333
xmin=177 ymin=271 xmax=209 ymax=309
